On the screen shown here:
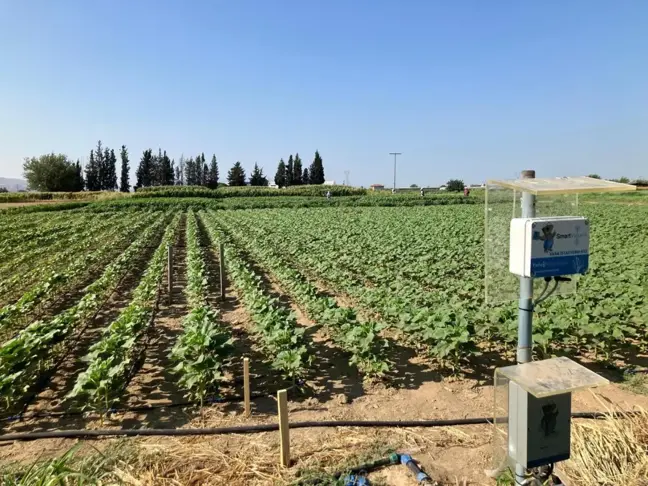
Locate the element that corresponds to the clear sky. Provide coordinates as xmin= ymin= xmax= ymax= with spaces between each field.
xmin=1 ymin=1 xmax=646 ymax=187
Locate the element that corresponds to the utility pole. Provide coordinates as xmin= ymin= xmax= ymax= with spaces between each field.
xmin=389 ymin=152 xmax=401 ymax=191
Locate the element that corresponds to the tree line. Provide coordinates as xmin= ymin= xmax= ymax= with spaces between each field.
xmin=274 ymin=151 xmax=325 ymax=187
xmin=22 ymin=142 xmax=327 ymax=192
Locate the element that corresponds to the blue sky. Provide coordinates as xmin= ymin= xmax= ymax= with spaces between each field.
xmin=1 ymin=1 xmax=646 ymax=187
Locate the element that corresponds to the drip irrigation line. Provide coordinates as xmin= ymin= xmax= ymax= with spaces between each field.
xmin=0 ymin=411 xmax=639 ymax=442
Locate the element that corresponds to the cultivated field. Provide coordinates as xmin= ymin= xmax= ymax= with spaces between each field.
xmin=0 ymin=195 xmax=647 ymax=484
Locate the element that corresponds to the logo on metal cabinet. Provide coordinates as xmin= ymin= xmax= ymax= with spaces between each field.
xmin=540 ymin=402 xmax=559 ymax=437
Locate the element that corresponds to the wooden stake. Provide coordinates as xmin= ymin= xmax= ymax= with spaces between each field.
xmin=219 ymin=241 xmax=226 ymax=299
xmin=277 ymin=389 xmax=290 ymax=467
xmin=167 ymin=244 xmax=173 ymax=304
xmin=243 ymin=358 xmax=251 ymax=417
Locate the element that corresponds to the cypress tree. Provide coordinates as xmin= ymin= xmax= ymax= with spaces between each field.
xmin=85 ymin=150 xmax=99 ymax=191
xmin=274 ymin=159 xmax=287 ymax=187
xmin=302 ymin=167 xmax=309 ymax=185
xmin=94 ymin=141 xmax=105 ymax=189
xmin=293 ymin=153 xmax=303 ymax=185
xmin=207 ymin=154 xmax=219 ymax=189
xmin=227 ymin=161 xmax=246 ymax=186
xmin=249 ymin=163 xmax=268 ymax=186
xmin=135 ymin=149 xmax=153 ymax=189
xmin=309 ymin=150 xmax=325 ymax=184
xmin=119 ymin=145 xmax=130 ymax=192
xmin=161 ymin=150 xmax=174 ymax=185
xmin=74 ymin=160 xmax=85 ymax=191
xmin=102 ymin=147 xmax=111 ymax=189
xmin=150 ymin=149 xmax=162 ymax=186
xmin=286 ymin=155 xmax=294 ymax=186
xmin=105 ymin=148 xmax=117 ymax=190
xmin=184 ymin=157 xmax=195 ymax=185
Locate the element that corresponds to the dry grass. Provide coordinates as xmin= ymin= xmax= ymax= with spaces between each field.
xmin=561 ymin=397 xmax=648 ymax=486
xmin=105 ymin=428 xmax=391 ymax=485
xmin=102 ymin=425 xmax=477 ymax=485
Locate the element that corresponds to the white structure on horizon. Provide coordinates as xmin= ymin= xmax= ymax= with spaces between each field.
xmin=323 ymin=180 xmax=336 ymax=186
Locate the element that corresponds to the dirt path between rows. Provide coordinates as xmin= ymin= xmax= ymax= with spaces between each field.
xmin=117 ymin=216 xmax=189 ymax=429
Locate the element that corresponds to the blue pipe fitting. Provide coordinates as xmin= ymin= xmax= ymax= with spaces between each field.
xmin=343 ymin=474 xmax=370 ymax=486
xmin=400 ymin=454 xmax=431 ymax=483
xmin=400 ymin=453 xmax=413 ymax=465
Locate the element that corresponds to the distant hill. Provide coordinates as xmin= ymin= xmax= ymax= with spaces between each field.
xmin=0 ymin=177 xmax=27 ymax=191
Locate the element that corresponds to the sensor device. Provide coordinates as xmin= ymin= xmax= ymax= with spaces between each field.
xmin=509 ymin=217 xmax=589 ymax=278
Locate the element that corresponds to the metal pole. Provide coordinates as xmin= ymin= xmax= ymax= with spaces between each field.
xmin=389 ymin=152 xmax=401 ymax=191
xmin=167 ymin=244 xmax=173 ymax=304
xmin=516 ymin=169 xmax=536 ymax=485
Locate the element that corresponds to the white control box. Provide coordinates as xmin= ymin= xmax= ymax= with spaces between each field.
xmin=508 ymin=382 xmax=572 ymax=468
xmin=509 ymin=217 xmax=589 ymax=278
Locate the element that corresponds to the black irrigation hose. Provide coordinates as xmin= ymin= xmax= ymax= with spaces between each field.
xmin=0 ymin=411 xmax=639 ymax=442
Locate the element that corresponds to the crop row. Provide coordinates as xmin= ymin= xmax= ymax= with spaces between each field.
xmin=170 ymin=211 xmax=233 ymax=405
xmin=68 ymin=214 xmax=181 ymax=410
xmin=221 ymin=210 xmax=476 ymax=370
xmin=228 ymin=204 xmax=648 ymax=369
xmin=0 ymin=211 xmax=57 ymax=235
xmin=216 ymin=212 xmax=390 ymax=377
xmin=0 ymin=212 xmax=122 ymax=282
xmin=200 ymin=212 xmax=310 ymax=381
xmin=0 ymin=214 xmax=130 ymax=303
xmin=0 ymin=213 xmax=95 ymax=260
xmin=0 ymin=213 xmax=153 ymax=337
xmin=0 ymin=213 xmax=168 ymax=412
